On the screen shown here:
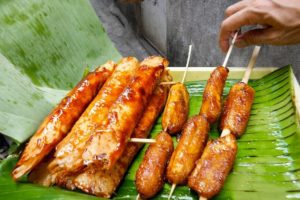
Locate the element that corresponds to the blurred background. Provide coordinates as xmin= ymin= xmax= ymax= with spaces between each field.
xmin=91 ymin=0 xmax=300 ymax=80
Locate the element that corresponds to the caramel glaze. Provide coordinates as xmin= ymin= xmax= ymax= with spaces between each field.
xmin=188 ymin=134 xmax=237 ymax=199
xmin=166 ymin=114 xmax=209 ymax=185
xmin=74 ymin=84 xmax=169 ymax=198
xmin=12 ymin=61 xmax=115 ymax=180
xmin=47 ymin=57 xmax=139 ymax=175
xmin=219 ymin=82 xmax=255 ymax=137
xmin=135 ymin=131 xmax=174 ymax=199
xmin=200 ymin=66 xmax=229 ymax=124
xmin=162 ymin=83 xmax=189 ymax=134
xmin=82 ymin=56 xmax=168 ymax=170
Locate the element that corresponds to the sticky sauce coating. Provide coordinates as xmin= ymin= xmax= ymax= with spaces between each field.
xmin=200 ymin=66 xmax=229 ymax=124
xmin=82 ymin=56 xmax=168 ymax=170
xmin=135 ymin=131 xmax=174 ymax=199
xmin=188 ymin=134 xmax=237 ymax=199
xmin=12 ymin=61 xmax=115 ymax=180
xmin=162 ymin=83 xmax=189 ymax=134
xmin=74 ymin=84 xmax=169 ymax=198
xmin=219 ymin=82 xmax=255 ymax=137
xmin=48 ymin=57 xmax=139 ymax=175
xmin=167 ymin=114 xmax=209 ymax=185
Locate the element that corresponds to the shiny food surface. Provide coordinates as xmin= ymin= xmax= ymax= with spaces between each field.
xmin=220 ymin=82 xmax=255 ymax=137
xmin=200 ymin=66 xmax=229 ymax=124
xmin=73 ymin=84 xmax=169 ymax=198
xmin=135 ymin=131 xmax=174 ymax=199
xmin=12 ymin=61 xmax=115 ymax=180
xmin=82 ymin=56 xmax=167 ymax=170
xmin=188 ymin=134 xmax=237 ymax=199
xmin=48 ymin=57 xmax=139 ymax=175
xmin=167 ymin=114 xmax=209 ymax=185
xmin=162 ymin=82 xmax=189 ymax=134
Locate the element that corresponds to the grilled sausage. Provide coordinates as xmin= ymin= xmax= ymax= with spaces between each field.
xmin=162 ymin=83 xmax=189 ymax=134
xmin=12 ymin=61 xmax=115 ymax=180
xmin=166 ymin=114 xmax=209 ymax=185
xmin=188 ymin=134 xmax=237 ymax=199
xmin=82 ymin=56 xmax=168 ymax=170
xmin=219 ymin=82 xmax=255 ymax=137
xmin=74 ymin=83 xmax=169 ymax=198
xmin=48 ymin=57 xmax=139 ymax=174
xmin=200 ymin=66 xmax=229 ymax=124
xmin=135 ymin=131 xmax=174 ymax=199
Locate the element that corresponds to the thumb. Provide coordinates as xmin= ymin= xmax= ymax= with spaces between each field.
xmin=235 ymin=28 xmax=275 ymax=47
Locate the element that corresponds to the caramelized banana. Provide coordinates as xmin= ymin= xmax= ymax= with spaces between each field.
xmin=162 ymin=83 xmax=189 ymax=134
xmin=188 ymin=134 xmax=237 ymax=199
xmin=200 ymin=66 xmax=229 ymax=124
xmin=135 ymin=131 xmax=174 ymax=199
xmin=219 ymin=82 xmax=255 ymax=137
xmin=166 ymin=114 xmax=209 ymax=185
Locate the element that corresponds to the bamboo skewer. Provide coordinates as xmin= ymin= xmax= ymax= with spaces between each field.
xmin=220 ymin=46 xmax=261 ymax=137
xmin=222 ymin=32 xmax=238 ymax=67
xmin=167 ymin=45 xmax=192 ymax=200
xmin=135 ymin=45 xmax=192 ymax=200
xmin=199 ymin=45 xmax=261 ymax=200
xmin=130 ymin=45 xmax=193 ymax=145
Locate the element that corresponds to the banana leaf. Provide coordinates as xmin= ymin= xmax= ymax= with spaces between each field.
xmin=0 ymin=0 xmax=121 ymax=143
xmin=1 ymin=65 xmax=300 ymax=199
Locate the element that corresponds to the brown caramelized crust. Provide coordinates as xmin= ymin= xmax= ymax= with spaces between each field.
xmin=166 ymin=114 xmax=209 ymax=185
xmin=82 ymin=56 xmax=168 ymax=170
xmin=200 ymin=66 xmax=229 ymax=124
xmin=219 ymin=82 xmax=255 ymax=137
xmin=74 ymin=84 xmax=169 ymax=198
xmin=48 ymin=57 xmax=139 ymax=175
xmin=188 ymin=134 xmax=237 ymax=199
xmin=162 ymin=83 xmax=189 ymax=134
xmin=12 ymin=61 xmax=116 ymax=180
xmin=135 ymin=131 xmax=174 ymax=199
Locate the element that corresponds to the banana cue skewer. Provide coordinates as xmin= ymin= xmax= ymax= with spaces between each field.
xmin=28 ymin=57 xmax=171 ymax=197
xmin=129 ymin=45 xmax=192 ymax=144
xmin=166 ymin=32 xmax=238 ymax=199
xmin=188 ymin=46 xmax=261 ymax=200
xmin=12 ymin=61 xmax=116 ymax=180
xmin=135 ymin=45 xmax=192 ymax=199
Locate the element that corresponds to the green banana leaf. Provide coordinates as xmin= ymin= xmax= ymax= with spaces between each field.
xmin=1 ymin=66 xmax=300 ymax=199
xmin=0 ymin=0 xmax=121 ymax=143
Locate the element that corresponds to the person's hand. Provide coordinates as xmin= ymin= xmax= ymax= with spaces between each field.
xmin=219 ymin=0 xmax=300 ymax=52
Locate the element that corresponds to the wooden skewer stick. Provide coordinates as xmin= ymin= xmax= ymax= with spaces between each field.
xmin=136 ymin=193 xmax=140 ymax=200
xmin=182 ymin=45 xmax=193 ymax=83
xmin=129 ymin=138 xmax=156 ymax=144
xmin=200 ymin=46 xmax=261 ymax=200
xmin=222 ymin=32 xmax=239 ymax=67
xmin=220 ymin=46 xmax=260 ymax=138
xmin=131 ymin=45 xmax=193 ymax=145
xmin=167 ymin=44 xmax=192 ymax=200
xmin=242 ymin=46 xmax=261 ymax=84
xmin=168 ymin=183 xmax=176 ymax=200
xmin=199 ymin=196 xmax=207 ymax=200
xmin=160 ymin=81 xmax=176 ymax=85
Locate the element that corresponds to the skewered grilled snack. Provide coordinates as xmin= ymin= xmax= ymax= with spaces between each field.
xmin=82 ymin=56 xmax=168 ymax=170
xmin=219 ymin=82 xmax=255 ymax=137
xmin=135 ymin=131 xmax=174 ymax=199
xmin=188 ymin=134 xmax=237 ymax=199
xmin=48 ymin=57 xmax=139 ymax=174
xmin=166 ymin=114 xmax=209 ymax=185
xmin=200 ymin=66 xmax=229 ymax=124
xmin=162 ymin=83 xmax=189 ymax=134
xmin=74 ymin=83 xmax=169 ymax=198
xmin=12 ymin=61 xmax=116 ymax=180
